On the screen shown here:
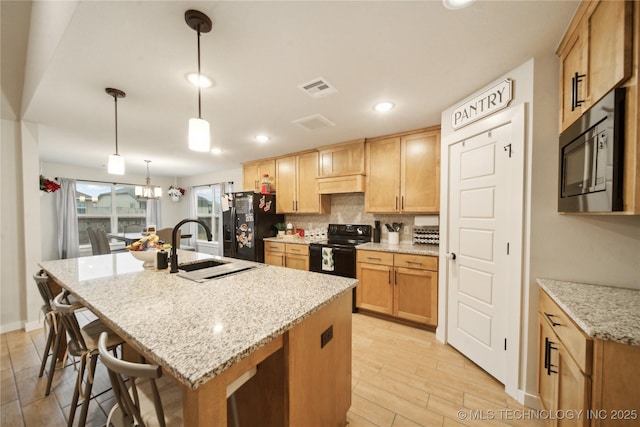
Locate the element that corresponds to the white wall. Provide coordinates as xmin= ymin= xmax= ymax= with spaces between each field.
xmin=1 ymin=119 xmax=27 ymax=332
xmin=440 ymin=56 xmax=640 ymax=406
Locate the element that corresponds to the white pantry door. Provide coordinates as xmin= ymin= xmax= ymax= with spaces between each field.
xmin=447 ymin=121 xmax=517 ymax=384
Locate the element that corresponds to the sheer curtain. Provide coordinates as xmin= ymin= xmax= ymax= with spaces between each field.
xmin=186 ymin=186 xmax=199 ymax=251
xmin=146 ymin=199 xmax=162 ymax=228
xmin=55 ymin=178 xmax=80 ymax=259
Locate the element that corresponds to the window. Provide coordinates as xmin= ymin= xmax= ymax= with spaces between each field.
xmin=76 ymin=181 xmax=147 ymax=245
xmin=193 ymin=184 xmax=222 ymax=243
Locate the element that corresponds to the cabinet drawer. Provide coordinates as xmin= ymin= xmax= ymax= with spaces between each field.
xmin=357 ymin=250 xmax=394 ymax=266
xmin=539 ymin=289 xmax=593 ymax=375
xmin=394 ymin=254 xmax=437 ymax=271
xmin=285 ymin=243 xmax=309 ymax=256
xmin=265 ymin=241 xmax=285 ymax=252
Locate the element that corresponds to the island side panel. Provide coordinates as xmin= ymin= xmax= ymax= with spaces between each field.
xmin=285 ymin=291 xmax=353 ymax=427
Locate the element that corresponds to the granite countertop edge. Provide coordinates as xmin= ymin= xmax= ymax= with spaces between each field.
xmin=537 ymin=278 xmax=640 ymax=346
xmin=357 ymin=242 xmax=439 ymax=256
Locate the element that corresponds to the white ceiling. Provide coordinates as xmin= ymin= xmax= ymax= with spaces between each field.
xmin=3 ymin=0 xmax=578 ymax=177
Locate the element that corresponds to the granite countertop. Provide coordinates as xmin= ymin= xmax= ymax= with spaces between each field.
xmin=263 ymin=236 xmax=321 ymax=245
xmin=40 ymin=250 xmax=357 ymax=389
xmin=357 ymin=242 xmax=439 ymax=257
xmin=537 ymin=279 xmax=640 ymax=346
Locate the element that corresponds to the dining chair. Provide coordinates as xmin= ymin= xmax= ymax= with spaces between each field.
xmin=94 ymin=228 xmax=113 ymax=255
xmin=54 ymin=292 xmax=124 ymax=427
xmin=156 ymin=227 xmax=179 ymax=249
xmin=34 ymin=270 xmax=85 ymax=396
xmin=87 ymin=227 xmax=101 ymax=255
xmin=98 ymin=331 xmax=257 ymax=427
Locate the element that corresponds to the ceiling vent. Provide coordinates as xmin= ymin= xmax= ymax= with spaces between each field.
xmin=298 ymin=77 xmax=338 ymax=98
xmin=292 ymin=114 xmax=336 ymax=131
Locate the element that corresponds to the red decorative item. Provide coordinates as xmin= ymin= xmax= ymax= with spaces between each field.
xmin=39 ymin=175 xmax=61 ymax=193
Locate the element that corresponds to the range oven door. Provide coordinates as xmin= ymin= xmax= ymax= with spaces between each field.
xmin=309 ymin=244 xmax=356 ymax=278
xmin=309 ymin=243 xmax=358 ymax=312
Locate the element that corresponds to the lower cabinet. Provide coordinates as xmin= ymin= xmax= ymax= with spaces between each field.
xmin=264 ymin=241 xmax=309 ymax=271
xmin=538 ymin=288 xmax=640 ymax=427
xmin=356 ymin=250 xmax=437 ymax=327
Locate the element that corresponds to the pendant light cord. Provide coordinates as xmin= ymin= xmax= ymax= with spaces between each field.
xmin=113 ymin=94 xmax=119 ymax=155
xmin=197 ymin=25 xmax=202 ymax=120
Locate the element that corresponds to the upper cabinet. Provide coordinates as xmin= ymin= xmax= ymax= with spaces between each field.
xmin=557 ymin=0 xmax=633 ymax=132
xmin=365 ymin=127 xmax=440 ymax=213
xmin=316 ymin=139 xmax=366 ymax=194
xmin=276 ymin=151 xmax=330 ymax=214
xmin=242 ymin=159 xmax=276 ymax=192
xmin=558 ymin=0 xmax=640 ymax=214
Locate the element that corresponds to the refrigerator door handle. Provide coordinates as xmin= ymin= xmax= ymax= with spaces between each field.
xmin=230 ymin=206 xmax=238 ymax=257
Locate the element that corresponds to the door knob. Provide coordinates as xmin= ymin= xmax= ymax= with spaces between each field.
xmin=446 ymin=252 xmax=456 ymax=260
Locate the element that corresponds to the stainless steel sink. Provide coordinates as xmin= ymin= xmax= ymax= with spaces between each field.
xmin=177 ymin=259 xmax=258 ymax=282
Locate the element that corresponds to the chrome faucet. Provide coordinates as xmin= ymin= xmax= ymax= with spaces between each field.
xmin=169 ymin=218 xmax=212 ymax=273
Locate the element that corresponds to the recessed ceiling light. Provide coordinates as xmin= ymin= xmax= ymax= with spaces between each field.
xmin=442 ymin=0 xmax=475 ymax=10
xmin=373 ymin=102 xmax=395 ymax=113
xmin=186 ymin=73 xmax=213 ymax=88
xmin=211 ymin=147 xmax=222 ymax=155
xmin=255 ymin=134 xmax=270 ymax=143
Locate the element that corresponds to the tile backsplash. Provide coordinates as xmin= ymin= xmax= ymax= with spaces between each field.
xmin=285 ymin=193 xmax=433 ymax=244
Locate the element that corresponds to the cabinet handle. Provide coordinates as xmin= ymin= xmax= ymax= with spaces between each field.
xmin=394 ymin=270 xmax=397 ymax=285
xmin=406 ymin=260 xmax=423 ymax=265
xmin=571 ymin=72 xmax=586 ymax=111
xmin=544 ymin=312 xmax=561 ymax=327
xmin=367 ymin=257 xmax=382 ymax=261
xmin=546 ymin=339 xmax=558 ymax=375
xmin=401 ymin=195 xmax=404 ymax=210
xmin=395 ymin=196 xmax=399 ymax=210
xmin=388 ymin=270 xmax=391 ymax=285
xmin=544 ymin=337 xmax=550 ymax=370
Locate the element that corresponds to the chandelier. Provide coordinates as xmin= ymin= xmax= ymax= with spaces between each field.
xmin=135 ymin=160 xmax=162 ymax=199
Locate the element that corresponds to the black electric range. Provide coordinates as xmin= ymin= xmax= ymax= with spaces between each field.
xmin=309 ymin=224 xmax=372 ymax=312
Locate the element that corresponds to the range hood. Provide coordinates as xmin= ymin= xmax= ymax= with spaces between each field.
xmin=316 ymin=175 xmax=365 ymax=194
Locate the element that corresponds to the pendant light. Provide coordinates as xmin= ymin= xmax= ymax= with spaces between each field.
xmin=135 ymin=160 xmax=162 ymax=199
xmin=185 ymin=9 xmax=213 ymax=152
xmin=106 ymin=88 xmax=126 ymax=175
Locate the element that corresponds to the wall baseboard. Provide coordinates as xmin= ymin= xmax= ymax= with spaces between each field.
xmin=25 ymin=319 xmax=44 ymax=332
xmin=0 ymin=321 xmax=25 ymax=334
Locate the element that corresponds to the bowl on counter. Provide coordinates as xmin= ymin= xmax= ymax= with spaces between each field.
xmin=129 ymin=250 xmax=156 ymax=268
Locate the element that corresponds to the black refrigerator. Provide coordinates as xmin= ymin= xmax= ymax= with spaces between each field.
xmin=222 ymin=192 xmax=283 ymax=263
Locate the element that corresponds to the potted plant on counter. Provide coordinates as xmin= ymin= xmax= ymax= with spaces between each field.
xmin=274 ymin=222 xmax=286 ymax=236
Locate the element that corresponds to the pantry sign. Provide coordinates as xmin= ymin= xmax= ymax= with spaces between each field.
xmin=451 ymin=79 xmax=512 ymax=130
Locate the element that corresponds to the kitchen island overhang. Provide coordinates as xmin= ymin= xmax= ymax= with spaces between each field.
xmin=40 ymin=250 xmax=357 ymax=427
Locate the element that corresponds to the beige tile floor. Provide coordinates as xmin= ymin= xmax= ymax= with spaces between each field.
xmin=1 ymin=312 xmax=544 ymax=427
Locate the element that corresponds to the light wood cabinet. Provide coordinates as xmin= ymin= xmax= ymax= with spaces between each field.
xmin=538 ymin=288 xmax=640 ymax=427
xmin=365 ymin=127 xmax=440 ymax=213
xmin=356 ymin=250 xmax=437 ymax=327
xmin=557 ymin=0 xmax=633 ymax=132
xmin=318 ymin=139 xmax=365 ymax=177
xmin=276 ymin=152 xmax=330 ymax=214
xmin=242 ymin=159 xmax=276 ymax=192
xmin=264 ymin=241 xmax=309 ymax=271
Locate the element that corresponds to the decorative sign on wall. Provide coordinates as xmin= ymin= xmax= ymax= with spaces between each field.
xmin=451 ymin=79 xmax=513 ymax=130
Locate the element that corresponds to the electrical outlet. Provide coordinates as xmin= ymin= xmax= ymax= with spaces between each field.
xmin=320 ymin=325 xmax=333 ymax=348
xmin=404 ymin=226 xmax=410 ymax=235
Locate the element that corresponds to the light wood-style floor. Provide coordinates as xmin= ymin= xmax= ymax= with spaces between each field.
xmin=1 ymin=312 xmax=544 ymax=427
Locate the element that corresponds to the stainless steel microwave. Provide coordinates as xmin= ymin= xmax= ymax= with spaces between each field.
xmin=558 ymin=88 xmax=625 ymax=213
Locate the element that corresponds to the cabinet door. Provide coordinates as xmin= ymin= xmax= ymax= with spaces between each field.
xmin=356 ymin=263 xmax=393 ymax=314
xmin=588 ymin=0 xmax=633 ymax=107
xmin=538 ymin=314 xmax=557 ymax=414
xmin=243 ymin=162 xmax=259 ymax=192
xmin=285 ymin=254 xmax=309 ymax=271
xmin=560 ymin=26 xmax=588 ymax=132
xmin=318 ymin=139 xmax=365 ymax=177
xmin=394 ymin=267 xmax=437 ymax=326
xmin=401 ymin=131 xmax=440 ymax=213
xmin=276 ymin=155 xmax=297 ymax=213
xmin=555 ymin=341 xmax=590 ymax=427
xmin=257 ymin=159 xmax=276 ymax=191
xmin=365 ymin=137 xmax=401 ymax=213
xmin=265 ymin=250 xmax=285 ymax=267
xmin=295 ymin=152 xmax=324 ymax=213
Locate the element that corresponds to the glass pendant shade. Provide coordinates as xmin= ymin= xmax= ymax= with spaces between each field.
xmin=188 ymin=117 xmax=211 ymax=152
xmin=135 ymin=160 xmax=162 ymax=199
xmin=108 ymin=153 xmax=125 ymax=175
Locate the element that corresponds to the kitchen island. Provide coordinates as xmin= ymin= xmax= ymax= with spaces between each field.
xmin=39 ymin=250 xmax=357 ymax=427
